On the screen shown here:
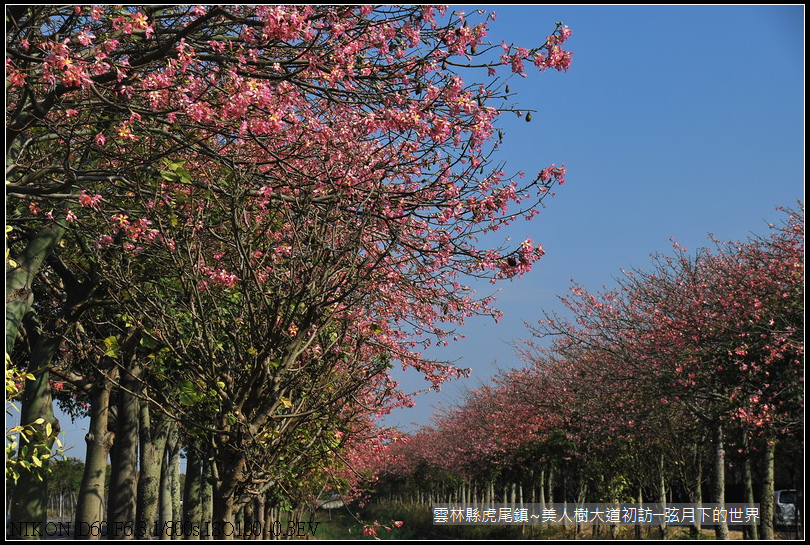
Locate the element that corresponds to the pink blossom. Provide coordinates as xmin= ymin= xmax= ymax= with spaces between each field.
xmin=77 ymin=29 xmax=96 ymax=46
xmin=78 ymin=191 xmax=103 ymax=208
xmin=6 ymin=65 xmax=27 ymax=87
xmin=95 ymin=234 xmax=114 ymax=249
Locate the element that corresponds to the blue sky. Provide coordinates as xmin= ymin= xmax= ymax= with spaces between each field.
xmin=382 ymin=4 xmax=805 ymax=432
xmin=42 ymin=5 xmax=804 ymax=458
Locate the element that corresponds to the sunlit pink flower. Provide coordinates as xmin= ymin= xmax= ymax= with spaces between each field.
xmin=78 ymin=191 xmax=103 ymax=208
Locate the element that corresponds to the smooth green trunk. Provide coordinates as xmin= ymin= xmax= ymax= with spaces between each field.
xmin=182 ymin=447 xmax=203 ymax=540
xmin=8 ymin=354 xmax=59 ymax=539
xmin=742 ymin=434 xmax=759 ymax=540
xmin=107 ymin=348 xmax=142 ymax=536
xmin=212 ymin=448 xmax=248 ymax=536
xmin=759 ymin=439 xmax=775 ymax=540
xmin=201 ymin=456 xmax=215 ymax=531
xmin=6 ymin=222 xmax=66 ymax=355
xmin=158 ymin=420 xmax=179 ymax=538
xmin=713 ymin=423 xmax=729 ymax=540
xmin=136 ymin=400 xmax=169 ymax=539
xmin=689 ymin=445 xmax=703 ymax=535
xmin=169 ymin=434 xmax=182 ymax=526
xmin=658 ymin=451 xmax=667 ymax=539
xmin=75 ymin=367 xmax=117 ymax=537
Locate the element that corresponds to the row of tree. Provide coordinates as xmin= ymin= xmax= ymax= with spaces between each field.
xmin=370 ymin=207 xmax=804 ymax=540
xmin=6 ymin=5 xmax=573 ymax=539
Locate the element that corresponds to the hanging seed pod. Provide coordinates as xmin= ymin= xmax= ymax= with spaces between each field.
xmin=505 ymin=85 xmax=510 ymax=94
xmin=525 ymin=112 xmax=532 ymax=122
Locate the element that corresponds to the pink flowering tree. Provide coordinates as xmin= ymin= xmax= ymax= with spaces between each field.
xmin=527 ymin=205 xmax=803 ymax=538
xmin=6 ymin=5 xmax=573 ymax=528
xmin=373 ymin=206 xmax=802 ymax=540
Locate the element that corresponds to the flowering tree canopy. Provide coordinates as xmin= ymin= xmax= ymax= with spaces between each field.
xmin=6 ymin=5 xmax=573 ymax=525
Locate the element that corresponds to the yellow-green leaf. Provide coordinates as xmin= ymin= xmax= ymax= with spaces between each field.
xmin=369 ymin=323 xmax=384 ymax=334
xmin=103 ymin=336 xmax=120 ymax=357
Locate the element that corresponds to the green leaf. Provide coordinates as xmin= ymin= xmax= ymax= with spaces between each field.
xmin=179 ymin=379 xmax=205 ymax=406
xmin=175 ymin=167 xmax=192 ymax=184
xmin=369 ymin=323 xmax=384 ymax=334
xmin=167 ymin=159 xmax=186 ymax=171
xmin=103 ymin=336 xmax=120 ymax=357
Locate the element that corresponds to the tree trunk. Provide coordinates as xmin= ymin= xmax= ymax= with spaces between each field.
xmin=561 ymin=470 xmax=568 ymax=532
xmin=538 ymin=466 xmax=546 ymax=527
xmin=741 ymin=434 xmax=758 ymax=540
xmin=183 ymin=446 xmax=203 ymax=540
xmin=9 ymin=308 xmax=68 ymax=538
xmin=547 ymin=464 xmax=555 ymax=529
xmin=201 ymin=455 xmax=214 ymax=531
xmin=75 ymin=366 xmax=117 ymax=538
xmin=658 ymin=451 xmax=667 ymax=539
xmin=759 ymin=438 xmax=775 ymax=540
xmin=253 ymin=494 xmax=265 ymax=541
xmin=136 ymin=401 xmax=169 ymax=539
xmin=159 ymin=420 xmax=179 ymax=539
xmin=713 ymin=422 xmax=729 ymax=540
xmin=9 ymin=352 xmax=60 ymax=538
xmin=6 ymin=222 xmax=66 ymax=355
xmin=169 ymin=437 xmax=181 ymax=525
xmin=690 ymin=444 xmax=703 ymax=535
xmin=107 ymin=331 xmax=142 ymax=538
xmin=210 ymin=439 xmax=248 ymax=536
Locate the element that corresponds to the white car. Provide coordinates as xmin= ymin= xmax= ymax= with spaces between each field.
xmin=774 ymin=489 xmax=798 ymax=527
